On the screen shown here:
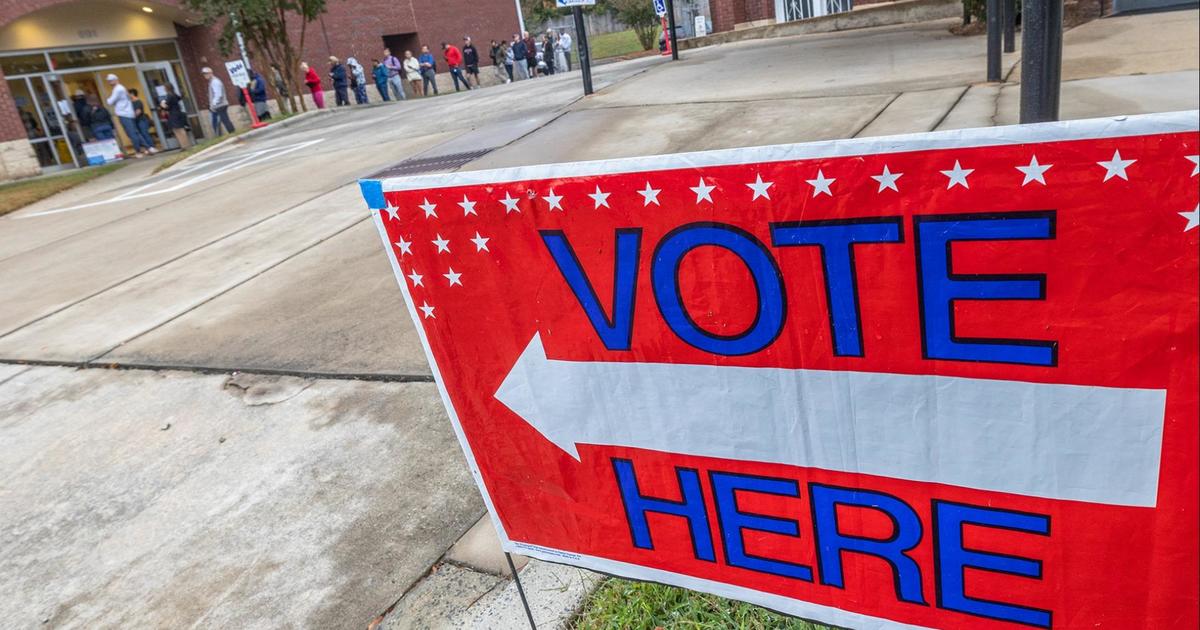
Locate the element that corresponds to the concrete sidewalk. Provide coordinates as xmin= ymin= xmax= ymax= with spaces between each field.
xmin=0 ymin=7 xmax=1195 ymax=629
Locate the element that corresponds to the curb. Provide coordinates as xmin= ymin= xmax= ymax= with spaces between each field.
xmin=678 ymin=0 xmax=961 ymax=51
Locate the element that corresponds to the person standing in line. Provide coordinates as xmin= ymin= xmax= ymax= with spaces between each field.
xmin=560 ymin=29 xmax=573 ymax=71
xmin=442 ymin=42 xmax=471 ymax=92
xmin=522 ymin=31 xmax=538 ymax=78
xmin=554 ymin=31 xmax=569 ymax=74
xmin=372 ymin=59 xmax=390 ymax=101
xmin=158 ymin=82 xmax=190 ymax=149
xmin=403 ymin=50 xmax=423 ymax=96
xmin=382 ymin=48 xmax=406 ymax=101
xmin=128 ymin=88 xmax=157 ymax=152
xmin=248 ymin=70 xmax=271 ymax=120
xmin=88 ymin=100 xmax=114 ymax=140
xmin=541 ymin=33 xmax=556 ymax=76
xmin=329 ymin=56 xmax=349 ymax=106
xmin=301 ymin=61 xmax=325 ymax=109
xmin=418 ymin=46 xmax=439 ymax=95
xmin=105 ymin=73 xmax=153 ymax=156
xmin=511 ymin=34 xmax=528 ymax=81
xmin=347 ymin=57 xmax=368 ymax=104
xmin=462 ymin=36 xmax=481 ymax=88
xmin=200 ymin=67 xmax=235 ymax=137
xmin=503 ymin=39 xmax=515 ymax=82
xmin=490 ymin=40 xmax=510 ymax=84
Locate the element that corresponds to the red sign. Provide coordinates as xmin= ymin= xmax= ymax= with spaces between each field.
xmin=360 ymin=112 xmax=1199 ymax=629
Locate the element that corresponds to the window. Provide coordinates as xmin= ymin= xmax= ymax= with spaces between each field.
xmin=137 ymin=42 xmax=180 ymax=62
xmin=1 ymin=53 xmax=50 ymax=76
xmin=49 ymin=46 xmax=135 ymax=70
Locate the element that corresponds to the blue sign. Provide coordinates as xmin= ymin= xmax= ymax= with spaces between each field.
xmin=652 ymin=0 xmax=668 ymax=16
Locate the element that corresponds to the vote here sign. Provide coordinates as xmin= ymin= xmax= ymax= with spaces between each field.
xmin=359 ymin=111 xmax=1199 ymax=629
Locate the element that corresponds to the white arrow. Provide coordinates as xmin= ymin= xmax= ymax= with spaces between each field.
xmin=495 ymin=334 xmax=1166 ymax=507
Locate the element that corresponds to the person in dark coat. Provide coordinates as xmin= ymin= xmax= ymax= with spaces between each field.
xmin=329 ymin=56 xmax=349 ymax=106
xmin=88 ymin=102 xmax=115 ymax=140
xmin=372 ymin=59 xmax=390 ymax=101
xmin=462 ymin=36 xmax=481 ymax=87
xmin=158 ymin=82 xmax=191 ymax=148
xmin=248 ymin=71 xmax=271 ymax=120
xmin=522 ymin=31 xmax=537 ymax=78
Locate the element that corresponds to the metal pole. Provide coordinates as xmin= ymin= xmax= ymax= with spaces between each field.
xmin=1044 ymin=0 xmax=1062 ymax=119
xmin=514 ymin=0 xmax=526 ymax=34
xmin=506 ymin=553 xmax=536 ymax=630
xmin=666 ymin=0 xmax=679 ymax=61
xmin=1020 ymin=0 xmax=1062 ymax=122
xmin=573 ymin=6 xmax=593 ymax=95
xmin=1003 ymin=0 xmax=1016 ymax=53
xmin=987 ymin=0 xmax=1002 ymax=81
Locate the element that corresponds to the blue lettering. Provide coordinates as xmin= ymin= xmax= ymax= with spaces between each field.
xmin=541 ymin=229 xmax=641 ymax=351
xmin=612 ymin=458 xmax=715 ymax=562
xmin=810 ymin=484 xmax=926 ymax=605
xmin=914 ymin=212 xmax=1056 ymax=366
xmin=651 ymin=223 xmax=785 ymax=356
xmin=933 ymin=501 xmax=1051 ymax=628
xmin=710 ymin=472 xmax=813 ymax=581
xmin=770 ymin=219 xmax=903 ymax=357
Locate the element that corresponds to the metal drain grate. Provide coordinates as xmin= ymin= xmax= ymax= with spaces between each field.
xmin=369 ymin=148 xmax=495 ymax=179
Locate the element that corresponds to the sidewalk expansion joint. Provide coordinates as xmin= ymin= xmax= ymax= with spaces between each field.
xmin=0 ymin=357 xmax=434 ymax=383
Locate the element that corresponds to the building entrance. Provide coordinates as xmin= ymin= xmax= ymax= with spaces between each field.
xmin=1 ymin=40 xmax=202 ymax=170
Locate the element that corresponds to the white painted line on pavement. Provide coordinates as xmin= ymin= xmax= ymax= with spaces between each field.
xmin=17 ymin=138 xmax=325 ymax=219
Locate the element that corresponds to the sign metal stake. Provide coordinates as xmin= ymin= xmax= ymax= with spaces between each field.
xmin=506 ymin=552 xmax=536 ymax=630
xmin=573 ymin=6 xmax=594 ymax=95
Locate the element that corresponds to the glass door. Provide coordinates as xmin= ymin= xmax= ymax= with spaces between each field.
xmin=41 ymin=75 xmax=84 ymax=167
xmin=5 ymin=76 xmax=72 ymax=170
xmin=137 ymin=62 xmax=174 ymax=149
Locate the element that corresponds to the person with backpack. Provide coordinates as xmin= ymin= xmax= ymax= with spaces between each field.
xmin=490 ymin=40 xmax=510 ymax=84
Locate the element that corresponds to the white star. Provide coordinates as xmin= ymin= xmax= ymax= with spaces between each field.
xmin=940 ymin=161 xmax=974 ymax=189
xmin=500 ymin=191 xmax=521 ymax=214
xmin=383 ymin=205 xmax=400 ymax=221
xmin=470 ymin=231 xmax=490 ymax=252
xmin=419 ymin=198 xmax=438 ymax=218
xmin=1016 ymin=155 xmax=1053 ymax=186
xmin=870 ymin=165 xmax=903 ymax=192
xmin=690 ymin=177 xmax=716 ymax=204
xmin=1098 ymin=150 xmax=1136 ymax=182
xmin=806 ymin=169 xmax=835 ymax=197
xmin=1186 ymin=155 xmax=1199 ymax=177
xmin=394 ymin=236 xmax=412 ymax=255
xmin=443 ymin=267 xmax=463 ymax=286
xmin=458 ymin=195 xmax=477 ymax=216
xmin=1181 ymin=204 xmax=1199 ymax=232
xmin=419 ymin=302 xmax=435 ymax=319
xmin=588 ymin=185 xmax=611 ymax=209
xmin=543 ymin=189 xmax=564 ymax=212
xmin=746 ymin=173 xmax=773 ymax=200
xmin=638 ymin=182 xmax=661 ymax=206
xmin=431 ymin=234 xmax=450 ymax=253
xmin=407 ymin=269 xmax=423 ymax=286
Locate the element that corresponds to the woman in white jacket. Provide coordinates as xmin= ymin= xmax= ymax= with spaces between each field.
xmin=402 ymin=50 xmax=423 ymax=96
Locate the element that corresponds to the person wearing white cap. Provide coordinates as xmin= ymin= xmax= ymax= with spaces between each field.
xmin=105 ymin=73 xmax=155 ymax=156
xmin=201 ymin=66 xmax=235 ymax=136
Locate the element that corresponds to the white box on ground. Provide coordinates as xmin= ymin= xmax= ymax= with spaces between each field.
xmin=695 ymin=15 xmax=709 ymax=37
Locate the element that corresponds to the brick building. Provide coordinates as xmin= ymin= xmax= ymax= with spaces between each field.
xmin=705 ymin=0 xmax=880 ymax=33
xmin=0 ymin=0 xmax=521 ymax=181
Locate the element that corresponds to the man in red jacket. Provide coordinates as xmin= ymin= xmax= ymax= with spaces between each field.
xmin=442 ymin=42 xmax=472 ymax=92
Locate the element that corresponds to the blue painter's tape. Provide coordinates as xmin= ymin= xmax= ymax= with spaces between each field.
xmin=359 ymin=179 xmax=386 ymax=209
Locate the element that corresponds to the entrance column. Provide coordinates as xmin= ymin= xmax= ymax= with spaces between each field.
xmin=0 ymin=66 xmax=41 ymax=181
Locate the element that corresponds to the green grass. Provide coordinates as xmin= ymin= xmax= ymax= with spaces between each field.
xmin=0 ymin=162 xmax=125 ymax=217
xmin=572 ymin=578 xmax=833 ymax=629
xmin=589 ymin=28 xmax=658 ymax=60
